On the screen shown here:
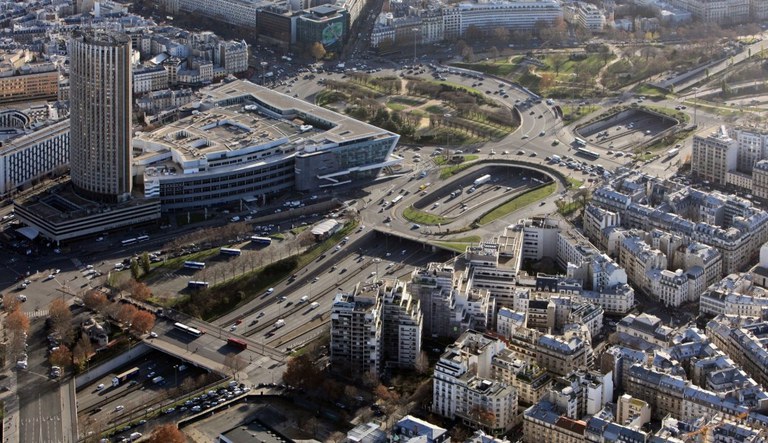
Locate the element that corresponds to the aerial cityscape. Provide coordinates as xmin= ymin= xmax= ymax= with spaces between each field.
xmin=0 ymin=0 xmax=767 ymax=442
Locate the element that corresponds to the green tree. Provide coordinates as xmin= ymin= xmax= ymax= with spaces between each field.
xmin=140 ymin=252 xmax=151 ymax=274
xmin=130 ymin=259 xmax=140 ymax=279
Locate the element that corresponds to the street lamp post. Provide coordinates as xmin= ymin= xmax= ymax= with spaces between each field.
xmin=260 ymin=61 xmax=268 ymax=85
xmin=413 ymin=28 xmax=419 ymax=64
xmin=692 ymin=87 xmax=699 ymax=128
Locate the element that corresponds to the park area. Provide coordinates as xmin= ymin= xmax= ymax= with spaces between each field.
xmin=316 ymin=73 xmax=519 ymax=145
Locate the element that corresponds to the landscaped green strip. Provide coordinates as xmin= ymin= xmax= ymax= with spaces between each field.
xmin=440 ymin=163 xmax=475 ymax=179
xmin=477 ymin=183 xmax=556 ymax=225
xmin=403 ymin=206 xmax=450 ymax=225
xmin=441 ymin=235 xmax=481 ymax=243
xmin=432 ymin=242 xmax=471 ymax=253
xmin=173 ymin=220 xmax=359 ymax=320
xmin=290 ymin=225 xmax=309 ymax=235
xmin=567 ymin=177 xmax=583 ymax=188
xmin=434 ymin=154 xmax=478 ymax=166
xmin=151 ymin=248 xmax=220 ymax=271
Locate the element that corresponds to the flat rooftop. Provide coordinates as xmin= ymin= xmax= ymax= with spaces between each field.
xmin=15 ymin=181 xmax=150 ymax=223
xmin=134 ymin=79 xmax=398 ymax=170
xmin=199 ymin=80 xmax=395 ymax=145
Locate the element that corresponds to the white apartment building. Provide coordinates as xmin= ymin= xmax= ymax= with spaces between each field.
xmin=668 ymin=0 xmax=749 ymax=23
xmin=575 ymin=2 xmax=605 ymax=30
xmin=177 ymin=0 xmax=259 ymax=29
xmin=496 ymin=308 xmax=526 ymax=340
xmin=0 ymin=112 xmax=69 ymax=198
xmin=442 ymin=0 xmax=562 ymax=39
xmin=734 ymin=127 xmax=768 ymax=173
xmin=380 ymin=280 xmax=423 ymax=370
xmin=692 ymin=126 xmax=738 ymax=185
xmin=330 ymin=289 xmax=382 ymax=377
xmin=647 ymin=269 xmax=689 ymax=308
xmin=699 ymin=273 xmax=768 ymax=317
xmin=133 ymin=66 xmax=168 ymax=94
xmin=616 ymin=313 xmax=674 ymax=349
xmin=410 ymin=263 xmax=459 ymax=339
xmin=433 ymin=331 xmax=518 ymax=433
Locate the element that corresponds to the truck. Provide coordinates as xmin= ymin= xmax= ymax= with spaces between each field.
xmin=310 ymin=302 xmax=320 ymax=310
xmin=299 ymin=295 xmax=309 ymax=303
xmin=274 ymin=319 xmax=286 ymax=329
xmin=473 ymin=174 xmax=492 ymax=187
xmin=667 ymin=148 xmax=680 ymax=158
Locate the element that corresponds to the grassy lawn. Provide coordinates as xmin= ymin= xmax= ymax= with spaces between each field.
xmin=403 ymin=206 xmax=450 ymax=225
xmin=434 ymin=154 xmax=478 ymax=166
xmin=477 ymin=183 xmax=556 ymax=225
xmin=386 ymin=102 xmax=408 ymax=111
xmin=270 ymin=233 xmax=286 ymax=240
xmin=641 ymin=105 xmax=690 ymax=123
xmin=560 ymin=105 xmax=596 ymax=122
xmin=442 ymin=235 xmax=481 ymax=243
xmin=567 ymin=177 xmax=583 ymax=188
xmin=290 ymin=225 xmax=309 ymax=235
xmin=557 ymin=200 xmax=585 ymax=216
xmin=390 ymin=96 xmax=425 ymax=106
xmin=452 ymin=61 xmax=517 ymax=76
xmin=425 ymin=80 xmax=485 ymax=97
xmin=632 ymin=83 xmax=671 ymax=99
xmin=425 ymin=104 xmax=447 ymax=114
xmin=440 ymin=163 xmax=474 ymax=179
xmin=432 ymin=242 xmax=472 ymax=252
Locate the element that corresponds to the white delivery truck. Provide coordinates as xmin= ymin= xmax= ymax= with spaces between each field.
xmin=473 ymin=174 xmax=492 ymax=187
xmin=274 ymin=319 xmax=286 ymax=329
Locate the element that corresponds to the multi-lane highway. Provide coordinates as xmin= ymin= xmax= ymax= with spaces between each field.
xmin=1 ymin=57 xmax=712 ymax=443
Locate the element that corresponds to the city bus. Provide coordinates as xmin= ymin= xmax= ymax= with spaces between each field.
xmin=121 ymin=238 xmax=137 ymax=246
xmin=250 ymin=236 xmax=272 ymax=245
xmin=574 ymin=137 xmax=587 ymax=147
xmin=227 ymin=337 xmax=248 ymax=351
xmin=137 ymin=235 xmax=149 ymax=242
xmin=575 ymin=147 xmax=600 ymax=160
xmin=174 ymin=322 xmax=203 ymax=337
xmin=187 ymin=281 xmax=210 ymax=290
xmin=183 ymin=261 xmax=206 ymax=270
xmin=220 ymin=248 xmax=242 ymax=256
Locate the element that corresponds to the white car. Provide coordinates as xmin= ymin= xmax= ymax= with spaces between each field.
xmin=97 ymin=383 xmax=105 ymax=391
xmin=149 ymin=332 xmax=158 ymax=338
xmin=229 ymin=324 xmax=237 ymax=332
xmin=114 ymin=405 xmax=124 ymax=412
xmin=266 ymin=288 xmax=274 ymax=294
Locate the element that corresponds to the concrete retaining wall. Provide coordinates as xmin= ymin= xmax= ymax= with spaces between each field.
xmin=74 ymin=343 xmax=152 ymax=389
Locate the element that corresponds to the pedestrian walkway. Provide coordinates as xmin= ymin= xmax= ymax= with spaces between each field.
xmin=24 ymin=309 xmax=48 ymax=319
xmin=1 ymin=367 xmax=19 ymax=443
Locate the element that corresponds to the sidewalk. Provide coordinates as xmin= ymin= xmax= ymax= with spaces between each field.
xmin=1 ymin=369 xmax=18 ymax=443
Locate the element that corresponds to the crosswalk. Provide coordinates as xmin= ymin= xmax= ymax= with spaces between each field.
xmin=25 ymin=310 xmax=48 ymax=319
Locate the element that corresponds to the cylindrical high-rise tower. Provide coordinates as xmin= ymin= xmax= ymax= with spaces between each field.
xmin=69 ymin=31 xmax=132 ymax=203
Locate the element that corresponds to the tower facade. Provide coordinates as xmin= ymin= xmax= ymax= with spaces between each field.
xmin=69 ymin=31 xmax=132 ymax=203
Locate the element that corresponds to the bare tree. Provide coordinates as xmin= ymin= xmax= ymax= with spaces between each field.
xmin=223 ymin=352 xmax=247 ymax=379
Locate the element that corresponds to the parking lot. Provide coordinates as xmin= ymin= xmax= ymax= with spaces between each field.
xmin=576 ymin=108 xmax=678 ymax=153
